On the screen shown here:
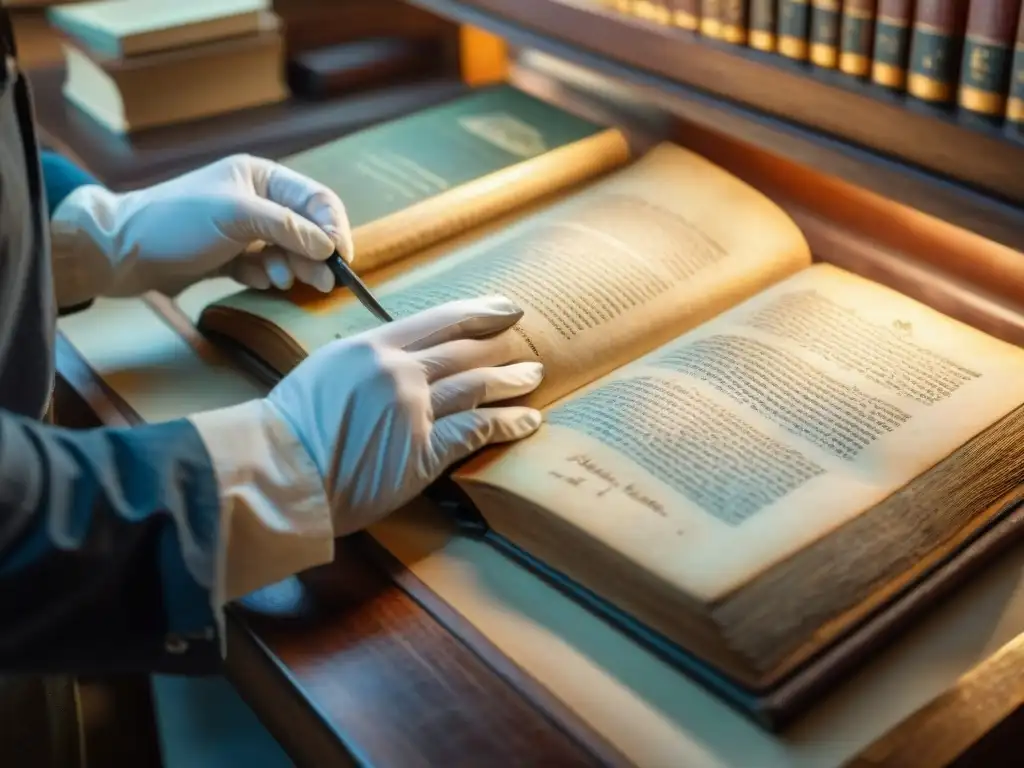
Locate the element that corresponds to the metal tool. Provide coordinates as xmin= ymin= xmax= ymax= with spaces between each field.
xmin=325 ymin=252 xmax=393 ymax=323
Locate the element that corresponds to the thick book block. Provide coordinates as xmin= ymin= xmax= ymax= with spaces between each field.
xmin=46 ymin=0 xmax=272 ymax=58
xmin=673 ymin=0 xmax=702 ymax=30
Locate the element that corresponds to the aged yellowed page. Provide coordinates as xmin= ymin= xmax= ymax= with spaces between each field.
xmin=461 ymin=263 xmax=1024 ymax=603
xmin=205 ymin=142 xmax=811 ymax=406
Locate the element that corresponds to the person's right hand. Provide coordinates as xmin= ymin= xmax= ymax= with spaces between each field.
xmin=189 ymin=296 xmax=544 ymax=600
xmin=268 ymin=294 xmax=545 ymax=534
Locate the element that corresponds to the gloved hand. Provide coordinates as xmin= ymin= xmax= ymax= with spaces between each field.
xmin=188 ymin=296 xmax=543 ymax=600
xmin=50 ymin=154 xmax=353 ymax=307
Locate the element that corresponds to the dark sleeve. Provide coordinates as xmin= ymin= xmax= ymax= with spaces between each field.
xmin=39 ymin=150 xmax=97 ymax=217
xmin=0 ymin=410 xmax=225 ymax=676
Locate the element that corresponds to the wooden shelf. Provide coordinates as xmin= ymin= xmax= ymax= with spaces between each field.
xmin=406 ymin=0 xmax=1024 ymax=247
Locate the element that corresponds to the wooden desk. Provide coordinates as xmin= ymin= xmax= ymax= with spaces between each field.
xmin=34 ymin=54 xmax=1024 ymax=768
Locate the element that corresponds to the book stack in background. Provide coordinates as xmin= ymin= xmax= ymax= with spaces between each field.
xmin=46 ymin=0 xmax=288 ymax=134
xmin=599 ymin=0 xmax=1024 ymax=130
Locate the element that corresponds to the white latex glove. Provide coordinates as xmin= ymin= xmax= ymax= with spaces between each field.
xmin=50 ymin=154 xmax=353 ymax=307
xmin=189 ymin=296 xmax=544 ymax=602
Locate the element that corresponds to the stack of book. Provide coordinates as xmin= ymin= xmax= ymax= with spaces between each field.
xmin=602 ymin=0 xmax=1024 ymax=129
xmin=46 ymin=0 xmax=288 ymax=134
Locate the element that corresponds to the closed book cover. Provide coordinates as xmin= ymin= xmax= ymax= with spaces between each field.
xmin=839 ymin=0 xmax=877 ymax=74
xmin=47 ymin=0 xmax=272 ymax=58
xmin=872 ymin=0 xmax=916 ymax=87
xmin=1009 ymin=4 xmax=1024 ymax=122
xmin=60 ymin=28 xmax=288 ymax=134
xmin=633 ymin=0 xmax=674 ymax=23
xmin=907 ymin=0 xmax=971 ymax=102
xmin=779 ymin=0 xmax=813 ymax=58
xmin=958 ymin=0 xmax=1023 ymax=115
xmin=277 ymin=84 xmax=628 ymax=276
xmin=810 ymin=0 xmax=843 ymax=67
xmin=748 ymin=0 xmax=777 ymax=48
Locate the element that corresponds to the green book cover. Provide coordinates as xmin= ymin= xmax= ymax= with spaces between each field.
xmin=779 ymin=0 xmax=812 ymax=59
xmin=282 ymin=85 xmax=613 ymax=230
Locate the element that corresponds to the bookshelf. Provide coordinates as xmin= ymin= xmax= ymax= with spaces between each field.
xmin=405 ymin=0 xmax=1024 ymax=252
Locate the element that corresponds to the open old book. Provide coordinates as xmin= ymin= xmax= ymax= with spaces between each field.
xmin=197 ymin=85 xmax=1024 ymax=728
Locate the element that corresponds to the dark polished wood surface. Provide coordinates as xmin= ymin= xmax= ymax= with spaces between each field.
xmin=34 ymin=33 xmax=1024 ymax=765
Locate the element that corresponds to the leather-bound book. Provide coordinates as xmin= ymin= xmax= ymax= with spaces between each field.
xmin=872 ymin=0 xmax=916 ymax=87
xmin=720 ymin=0 xmax=749 ymax=42
xmin=957 ymin=0 xmax=1023 ymax=116
xmin=779 ymin=0 xmax=813 ymax=58
xmin=46 ymin=0 xmax=270 ymax=58
xmin=810 ymin=0 xmax=843 ymax=67
xmin=748 ymin=0 xmax=777 ymax=48
xmin=839 ymin=0 xmax=877 ymax=75
xmin=1009 ymin=3 xmax=1024 ymax=124
xmin=907 ymin=0 xmax=970 ymax=102
xmin=59 ymin=27 xmax=288 ymax=134
xmin=194 ymin=86 xmax=1024 ymax=730
xmin=701 ymin=0 xmax=725 ymax=37
xmin=673 ymin=0 xmax=702 ymax=30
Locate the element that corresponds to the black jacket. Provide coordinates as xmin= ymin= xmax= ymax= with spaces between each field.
xmin=0 ymin=9 xmax=223 ymax=676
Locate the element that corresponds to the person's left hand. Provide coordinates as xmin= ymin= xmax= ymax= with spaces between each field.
xmin=50 ymin=154 xmax=353 ymax=306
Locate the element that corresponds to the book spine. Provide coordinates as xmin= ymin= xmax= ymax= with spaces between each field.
xmin=634 ymin=0 xmax=674 ymax=22
xmin=840 ymin=0 xmax=878 ymax=74
xmin=701 ymin=0 xmax=725 ymax=35
xmin=907 ymin=0 xmax=970 ymax=103
xmin=1008 ymin=4 xmax=1024 ymax=124
xmin=674 ymin=0 xmax=702 ymax=28
xmin=749 ymin=0 xmax=778 ymax=47
xmin=872 ymin=0 xmax=916 ymax=87
xmin=957 ymin=0 xmax=1022 ymax=115
xmin=810 ymin=0 xmax=843 ymax=66
xmin=779 ymin=0 xmax=813 ymax=57
xmin=721 ymin=0 xmax=750 ymax=41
